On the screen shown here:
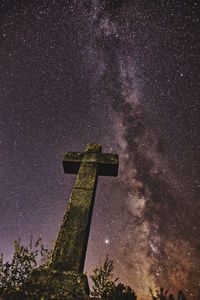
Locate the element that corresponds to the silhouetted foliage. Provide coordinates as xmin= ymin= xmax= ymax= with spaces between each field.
xmin=177 ymin=291 xmax=186 ymax=300
xmin=90 ymin=256 xmax=137 ymax=300
xmin=0 ymin=237 xmax=50 ymax=296
xmin=0 ymin=240 xmax=188 ymax=300
xmin=150 ymin=287 xmax=187 ymax=300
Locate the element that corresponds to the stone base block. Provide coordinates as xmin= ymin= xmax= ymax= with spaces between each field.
xmin=0 ymin=268 xmax=90 ymax=300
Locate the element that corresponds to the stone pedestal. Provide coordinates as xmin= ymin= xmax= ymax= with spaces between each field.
xmin=1 ymin=268 xmax=90 ymax=300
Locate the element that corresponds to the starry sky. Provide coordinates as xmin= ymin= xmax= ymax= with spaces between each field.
xmin=0 ymin=1 xmax=200 ymax=299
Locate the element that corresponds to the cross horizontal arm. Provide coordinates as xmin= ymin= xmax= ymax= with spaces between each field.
xmin=93 ymin=153 xmax=118 ymax=176
xmin=62 ymin=152 xmax=83 ymax=174
xmin=63 ymin=152 xmax=119 ymax=176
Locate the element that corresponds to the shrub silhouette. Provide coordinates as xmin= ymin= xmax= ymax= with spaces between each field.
xmin=90 ymin=256 xmax=137 ymax=299
xmin=0 ymin=238 xmax=50 ymax=296
xmin=150 ymin=287 xmax=187 ymax=300
xmin=0 ymin=240 xmax=187 ymax=300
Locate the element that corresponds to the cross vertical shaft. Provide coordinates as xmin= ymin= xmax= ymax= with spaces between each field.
xmin=50 ymin=144 xmax=119 ymax=273
xmin=51 ymin=162 xmax=98 ymax=273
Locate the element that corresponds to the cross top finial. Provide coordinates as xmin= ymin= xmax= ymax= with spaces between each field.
xmin=85 ymin=143 xmax=102 ymax=153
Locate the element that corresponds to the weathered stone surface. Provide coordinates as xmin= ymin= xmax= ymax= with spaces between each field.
xmin=50 ymin=187 xmax=96 ymax=272
xmin=0 ymin=269 xmax=90 ymax=300
xmin=74 ymin=164 xmax=97 ymax=189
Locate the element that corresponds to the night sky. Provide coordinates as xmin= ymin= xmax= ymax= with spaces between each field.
xmin=0 ymin=1 xmax=200 ymax=299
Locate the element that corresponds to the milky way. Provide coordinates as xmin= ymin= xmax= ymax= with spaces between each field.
xmin=0 ymin=1 xmax=199 ymax=299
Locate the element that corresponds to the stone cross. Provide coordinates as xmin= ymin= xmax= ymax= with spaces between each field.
xmin=50 ymin=143 xmax=119 ymax=273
